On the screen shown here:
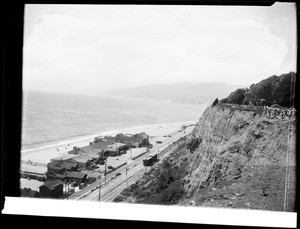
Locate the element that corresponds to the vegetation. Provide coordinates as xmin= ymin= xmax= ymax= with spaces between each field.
xmin=219 ymin=72 xmax=296 ymax=107
xmin=140 ymin=159 xmax=187 ymax=205
xmin=212 ymin=98 xmax=219 ymax=106
xmin=186 ymin=137 xmax=201 ymax=153
xmin=220 ymin=89 xmax=246 ymax=105
xmin=114 ymin=139 xmax=189 ymax=205
xmin=138 ymin=138 xmax=153 ymax=148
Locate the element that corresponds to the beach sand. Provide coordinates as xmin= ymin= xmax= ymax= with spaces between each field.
xmin=21 ymin=121 xmax=196 ymax=165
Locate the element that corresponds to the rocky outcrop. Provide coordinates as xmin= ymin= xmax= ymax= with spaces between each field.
xmin=181 ymin=104 xmax=296 ymax=211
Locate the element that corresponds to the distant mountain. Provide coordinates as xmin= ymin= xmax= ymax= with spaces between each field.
xmin=106 ymin=82 xmax=243 ymax=105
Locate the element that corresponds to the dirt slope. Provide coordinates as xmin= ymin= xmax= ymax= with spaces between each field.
xmin=181 ymin=104 xmax=296 ymax=211
xmin=114 ymin=104 xmax=296 ymax=212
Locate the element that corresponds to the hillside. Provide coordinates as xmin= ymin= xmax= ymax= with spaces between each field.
xmin=114 ymin=104 xmax=296 ymax=212
xmin=106 ymin=82 xmax=242 ymax=104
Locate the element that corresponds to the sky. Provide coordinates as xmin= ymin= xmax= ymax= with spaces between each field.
xmin=23 ymin=3 xmax=297 ymax=95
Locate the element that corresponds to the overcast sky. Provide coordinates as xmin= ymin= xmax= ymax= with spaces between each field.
xmin=23 ymin=3 xmax=297 ymax=95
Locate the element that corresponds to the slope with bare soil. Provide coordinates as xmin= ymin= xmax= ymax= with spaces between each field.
xmin=181 ymin=104 xmax=296 ymax=211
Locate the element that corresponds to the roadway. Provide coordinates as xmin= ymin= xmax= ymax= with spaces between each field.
xmin=67 ymin=125 xmax=194 ymax=201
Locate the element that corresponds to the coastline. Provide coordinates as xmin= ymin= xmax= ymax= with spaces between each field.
xmin=21 ymin=120 xmax=197 ymax=164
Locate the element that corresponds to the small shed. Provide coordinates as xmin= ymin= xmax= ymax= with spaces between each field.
xmin=39 ymin=180 xmax=64 ymax=198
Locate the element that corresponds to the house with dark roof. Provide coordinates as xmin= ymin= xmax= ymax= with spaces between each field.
xmin=65 ymin=172 xmax=87 ymax=184
xmin=46 ymin=170 xmax=66 ymax=180
xmin=132 ymin=132 xmax=149 ymax=144
xmin=114 ymin=132 xmax=149 ymax=146
xmin=39 ymin=179 xmax=64 ymax=198
xmin=21 ymin=188 xmax=41 ymax=198
xmin=47 ymin=161 xmax=78 ymax=174
xmin=71 ymin=153 xmax=93 ymax=169
xmin=47 ymin=163 xmax=66 ymax=174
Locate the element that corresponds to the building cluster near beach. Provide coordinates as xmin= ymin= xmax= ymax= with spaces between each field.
xmin=21 ymin=132 xmax=151 ymax=198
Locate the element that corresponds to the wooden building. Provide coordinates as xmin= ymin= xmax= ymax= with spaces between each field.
xmin=39 ymin=180 xmax=64 ymax=198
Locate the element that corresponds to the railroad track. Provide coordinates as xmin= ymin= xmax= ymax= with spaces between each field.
xmin=92 ymin=142 xmax=183 ymax=202
xmin=100 ymin=170 xmax=145 ymax=202
xmin=67 ymin=127 xmax=193 ymax=201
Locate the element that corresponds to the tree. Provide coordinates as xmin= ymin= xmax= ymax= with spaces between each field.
xmin=212 ymin=98 xmax=218 ymax=106
xmin=224 ymin=89 xmax=246 ymax=104
xmin=138 ymin=138 xmax=152 ymax=148
xmin=272 ymin=72 xmax=296 ymax=107
xmin=219 ymin=72 xmax=296 ymax=107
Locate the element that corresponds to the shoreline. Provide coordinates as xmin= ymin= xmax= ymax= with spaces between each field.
xmin=21 ymin=120 xmax=197 ymax=164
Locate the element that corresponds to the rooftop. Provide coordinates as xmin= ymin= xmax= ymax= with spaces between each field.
xmin=40 ymin=180 xmax=64 ymax=190
xmin=51 ymin=154 xmax=78 ymax=161
xmin=107 ymin=142 xmax=126 ymax=150
xmin=80 ymin=145 xmax=101 ymax=156
xmin=65 ymin=172 xmax=87 ymax=179
xmin=48 ymin=161 xmax=77 ymax=170
xmin=72 ymin=154 xmax=92 ymax=163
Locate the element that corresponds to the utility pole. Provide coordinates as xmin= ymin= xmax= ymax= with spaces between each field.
xmin=105 ymin=159 xmax=107 ymax=185
xmin=98 ymin=183 xmax=101 ymax=202
xmin=126 ymin=167 xmax=128 ymax=188
xmin=66 ymin=179 xmax=68 ymax=200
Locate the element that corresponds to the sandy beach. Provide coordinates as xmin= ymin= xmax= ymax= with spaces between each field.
xmin=21 ymin=121 xmax=196 ymax=165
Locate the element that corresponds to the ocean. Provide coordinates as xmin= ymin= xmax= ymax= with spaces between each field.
xmin=22 ymin=90 xmax=206 ymax=152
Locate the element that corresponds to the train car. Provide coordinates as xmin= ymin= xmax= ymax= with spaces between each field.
xmin=143 ymin=153 xmax=157 ymax=166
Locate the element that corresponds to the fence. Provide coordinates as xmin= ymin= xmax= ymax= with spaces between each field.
xmin=21 ymin=160 xmax=47 ymax=167
xmin=263 ymin=106 xmax=296 ymax=121
xmin=217 ymin=103 xmax=264 ymax=113
xmin=20 ymin=171 xmax=46 ymax=181
xmin=217 ymin=103 xmax=296 ymax=121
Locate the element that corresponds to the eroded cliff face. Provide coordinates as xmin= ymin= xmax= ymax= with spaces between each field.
xmin=182 ymin=105 xmax=296 ymax=211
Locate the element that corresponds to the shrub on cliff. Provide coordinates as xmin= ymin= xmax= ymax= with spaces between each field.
xmin=186 ymin=137 xmax=201 ymax=153
xmin=156 ymin=180 xmax=185 ymax=204
xmin=212 ymin=98 xmax=219 ymax=106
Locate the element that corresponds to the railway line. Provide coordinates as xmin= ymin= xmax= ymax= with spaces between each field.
xmin=67 ymin=126 xmax=194 ymax=201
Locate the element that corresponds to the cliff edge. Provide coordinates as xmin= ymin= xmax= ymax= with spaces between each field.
xmin=182 ymin=104 xmax=296 ymax=211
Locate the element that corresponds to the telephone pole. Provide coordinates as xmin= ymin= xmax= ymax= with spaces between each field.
xmin=126 ymin=167 xmax=128 ymax=188
xmin=105 ymin=159 xmax=107 ymax=185
xmin=98 ymin=183 xmax=101 ymax=201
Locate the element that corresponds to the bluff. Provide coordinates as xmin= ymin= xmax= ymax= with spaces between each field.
xmin=181 ymin=104 xmax=296 ymax=211
xmin=114 ymin=104 xmax=296 ymax=211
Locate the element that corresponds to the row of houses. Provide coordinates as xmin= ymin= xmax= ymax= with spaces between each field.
xmin=21 ymin=180 xmax=65 ymax=198
xmin=94 ymin=132 xmax=149 ymax=147
xmin=30 ymin=132 xmax=150 ymax=198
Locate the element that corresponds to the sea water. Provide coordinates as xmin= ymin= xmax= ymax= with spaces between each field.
xmin=22 ymin=90 xmax=206 ymax=152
